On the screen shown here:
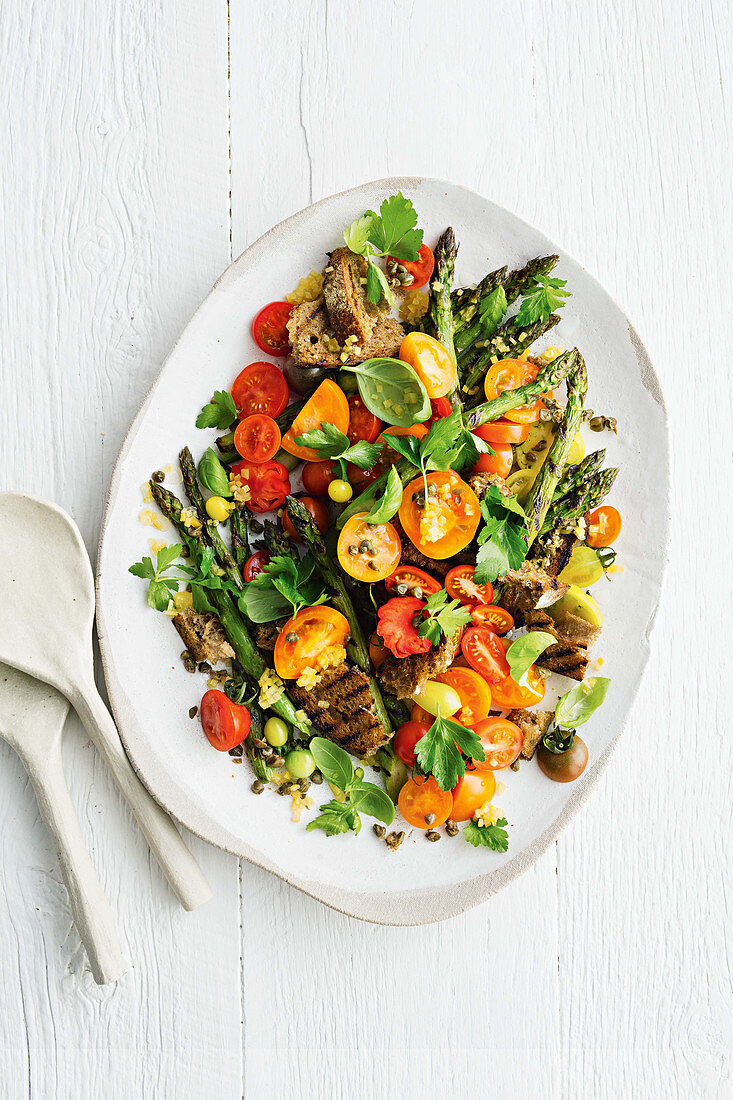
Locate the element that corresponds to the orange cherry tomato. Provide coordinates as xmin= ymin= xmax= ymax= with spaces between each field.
xmin=337 ymin=512 xmax=401 ymax=582
xmin=469 ymin=604 xmax=514 ymax=634
xmin=199 ymin=690 xmax=251 ymax=752
xmin=369 ymin=632 xmax=387 ymax=669
xmin=490 ymin=666 xmax=546 ymax=709
xmin=471 ymin=717 xmax=523 ymax=771
xmin=472 ymin=443 xmax=512 ymax=479
xmin=381 ymin=423 xmax=429 ymax=444
xmin=347 ymin=395 xmax=382 ymax=445
xmin=251 ymin=301 xmax=293 ymax=357
xmin=231 ymin=361 xmax=289 ymax=418
xmin=473 ymin=419 xmax=529 ymax=445
xmin=388 ymin=243 xmax=434 ymax=289
xmin=234 ymin=414 xmax=281 ymax=463
xmin=282 ymin=496 xmax=329 ymax=542
xmin=483 ymin=359 xmax=550 ymax=425
xmin=384 ymin=565 xmax=442 ymax=598
xmin=586 ymin=505 xmax=622 ymax=548
xmin=436 ymin=666 xmax=492 ymax=726
xmin=430 ymin=396 xmax=453 ymax=420
xmin=394 ymin=721 xmax=431 ymax=767
xmin=399 ymin=332 xmax=457 ymax=399
xmin=273 ymin=605 xmax=350 ymax=680
xmin=399 ymin=471 xmax=481 ymax=559
xmin=461 ymin=625 xmax=510 ymax=683
xmin=281 ymin=380 xmax=350 ymax=460
xmin=445 ymin=565 xmax=494 ymax=607
xmin=398 ymin=775 xmax=453 ymax=829
xmin=411 ymin=703 xmax=433 ymax=724
xmin=302 ymin=460 xmax=337 ymax=496
xmin=451 ymin=769 xmax=496 ymax=822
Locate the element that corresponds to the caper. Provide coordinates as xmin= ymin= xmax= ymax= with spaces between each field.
xmin=251 ymin=780 xmax=265 ymax=794
xmin=367 ymin=560 xmax=378 ymax=571
xmin=358 ymin=539 xmax=372 ymax=553
xmin=426 ymin=830 xmax=441 ymax=842
xmin=270 ymin=755 xmax=285 ymax=768
xmin=348 ymin=544 xmax=358 ymax=556
xmin=311 ymin=770 xmax=323 ymax=784
xmin=198 ymin=662 xmax=212 ymax=674
xmin=188 ymin=705 xmax=198 ymax=719
xmin=424 ymin=812 xmax=435 ymax=825
xmin=589 ymin=416 xmax=605 ymax=432
xmin=286 ymin=632 xmax=299 ymax=643
xmin=396 ymin=583 xmax=408 ymax=596
xmin=445 ymin=820 xmax=459 ymax=837
xmin=413 ymin=586 xmax=423 ymax=599
xmin=373 ymin=824 xmax=386 ymax=839
xmin=152 ymin=470 xmax=165 ymax=483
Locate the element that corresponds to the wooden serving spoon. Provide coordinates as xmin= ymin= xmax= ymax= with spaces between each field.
xmin=0 ymin=663 xmax=127 ymax=984
xmin=0 ymin=493 xmax=212 ymax=912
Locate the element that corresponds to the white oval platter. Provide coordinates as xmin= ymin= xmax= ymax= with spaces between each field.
xmin=97 ymin=177 xmax=669 ymax=925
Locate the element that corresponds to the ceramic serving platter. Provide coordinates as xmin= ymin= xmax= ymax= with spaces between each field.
xmin=96 ymin=178 xmax=669 ymax=925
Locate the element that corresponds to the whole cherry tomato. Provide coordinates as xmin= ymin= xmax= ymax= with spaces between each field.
xmin=200 ymin=690 xmax=251 ymax=752
xmin=243 ymin=550 xmax=270 ymax=582
xmin=394 ymin=720 xmax=431 ymax=767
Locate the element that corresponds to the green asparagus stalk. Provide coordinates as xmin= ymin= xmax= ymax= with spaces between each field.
xmin=261 ymin=518 xmax=294 ymax=558
xmin=454 ymin=255 xmax=559 ymax=353
xmin=179 ymin=446 xmax=244 ymax=591
xmin=552 ymin=449 xmax=605 ymax=503
xmin=218 ymin=449 xmax=240 ymax=466
xmin=541 ymin=466 xmax=619 ymax=535
xmin=461 ymin=314 xmax=561 ymax=397
xmin=335 ymin=457 xmax=416 ymax=529
xmin=452 ymin=265 xmax=507 ymax=337
xmin=428 ymin=227 xmax=458 ymax=366
xmin=284 ymin=496 xmax=393 ymax=737
xmin=230 ymin=507 xmax=249 ymax=569
xmin=150 ymin=481 xmax=312 ymax=735
xmin=524 ymin=354 xmax=588 ymax=546
xmin=466 ymin=349 xmax=577 ymax=430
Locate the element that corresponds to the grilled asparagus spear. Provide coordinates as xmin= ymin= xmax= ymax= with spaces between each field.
xmin=461 ymin=314 xmax=561 ymax=398
xmin=454 ymin=254 xmax=559 ymax=353
xmin=179 ymin=447 xmax=244 ymax=591
xmin=466 ymin=349 xmax=577 ymax=430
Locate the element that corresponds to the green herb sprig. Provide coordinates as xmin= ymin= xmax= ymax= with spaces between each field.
xmin=463 ymin=817 xmax=509 ymax=852
xmin=294 ymin=422 xmax=383 ymax=480
xmin=196 ymin=390 xmax=238 ymax=431
xmin=343 ymin=192 xmax=423 ymax=306
xmin=128 ymin=543 xmax=237 ymax=612
xmin=474 ymin=486 xmax=529 ymax=584
xmin=515 ymin=275 xmax=571 ymax=327
xmin=414 ymin=714 xmax=485 ymax=792
xmin=306 ymin=737 xmax=395 ymax=836
xmin=417 ymin=589 xmax=472 ymax=645
xmin=238 ymin=554 xmax=328 ymax=623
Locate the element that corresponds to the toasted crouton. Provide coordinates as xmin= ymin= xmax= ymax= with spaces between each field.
xmin=287 ymin=298 xmax=404 ymax=368
xmin=524 ymin=608 xmax=600 ymax=681
xmin=288 ymin=663 xmax=387 ymax=758
xmin=378 ymin=629 xmax=464 ymax=700
xmin=498 ymin=562 xmax=569 ymax=626
xmin=506 ymin=709 xmax=554 ymax=758
xmin=468 ymin=472 xmax=513 ymax=499
xmin=322 ymin=248 xmax=379 ymax=344
xmin=173 ymin=608 xmax=234 ymax=665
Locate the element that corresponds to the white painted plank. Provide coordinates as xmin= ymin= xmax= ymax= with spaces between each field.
xmin=0 ymin=0 xmax=241 ymax=1097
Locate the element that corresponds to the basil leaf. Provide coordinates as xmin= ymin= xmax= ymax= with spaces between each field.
xmin=555 ymin=677 xmax=611 ymax=730
xmin=365 ymin=260 xmax=395 ymax=308
xmin=309 ymin=736 xmax=354 ymax=791
xmin=198 ymin=447 xmax=231 ymax=497
xmin=365 ymin=465 xmax=403 ymax=524
xmin=505 ymin=630 xmax=557 ymax=685
xmin=238 ymin=581 xmax=291 ymax=623
xmin=348 ymin=781 xmax=395 ymax=825
xmin=343 ymin=358 xmax=430 ymax=426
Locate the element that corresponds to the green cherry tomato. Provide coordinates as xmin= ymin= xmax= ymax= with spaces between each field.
xmin=264 ymin=717 xmax=289 ymax=747
xmin=328 ymin=478 xmax=353 ymax=503
xmin=285 ymin=749 xmax=316 ymax=778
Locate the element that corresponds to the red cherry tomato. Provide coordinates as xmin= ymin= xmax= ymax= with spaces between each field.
xmin=472 ymin=443 xmax=512 ymax=479
xmin=472 ymin=419 xmax=529 ymax=445
xmin=461 ymin=625 xmax=510 ymax=683
xmin=384 ymin=565 xmax=442 ymax=598
xmin=282 ymin=496 xmax=329 ymax=542
xmin=251 ymin=301 xmax=293 ymax=357
xmin=429 ymin=396 xmax=453 ymax=421
xmin=347 ymin=395 xmax=382 ymax=445
xmin=243 ymin=550 xmax=270 ymax=582
xmin=231 ymin=460 xmax=291 ymax=514
xmin=469 ymin=604 xmax=514 ymax=634
xmin=451 ymin=769 xmax=496 ymax=822
xmin=231 ymin=361 xmax=289 ymax=418
xmin=394 ymin=720 xmax=431 ymax=767
xmin=411 ymin=703 xmax=433 ymax=724
xmin=388 ymin=243 xmax=435 ymax=289
xmin=234 ymin=414 xmax=281 ymax=463
xmin=471 ymin=717 xmax=523 ymax=771
xmin=302 ymin=460 xmax=337 ymax=496
xmin=445 ymin=565 xmax=494 ymax=607
xmin=200 ymin=690 xmax=251 ymax=752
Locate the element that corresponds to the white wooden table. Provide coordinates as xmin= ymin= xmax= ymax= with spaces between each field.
xmin=1 ymin=2 xmax=731 ymax=1096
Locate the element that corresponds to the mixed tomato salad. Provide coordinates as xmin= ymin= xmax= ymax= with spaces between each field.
xmin=131 ymin=192 xmax=621 ymax=853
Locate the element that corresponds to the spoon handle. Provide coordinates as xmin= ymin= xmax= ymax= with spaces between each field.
xmin=71 ymin=680 xmax=213 ymax=911
xmin=22 ymin=736 xmax=128 ymax=984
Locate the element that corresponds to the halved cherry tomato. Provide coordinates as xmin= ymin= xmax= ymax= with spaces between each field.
xmin=377 ymin=597 xmax=432 ymax=659
xmin=381 ymin=423 xmax=429 ymax=444
xmin=430 ymin=396 xmax=453 ymax=420
xmin=469 ymin=604 xmax=514 ymax=634
xmin=399 ymin=471 xmax=481 ymax=559
xmin=281 ymin=380 xmax=350 ymax=461
xmin=451 ymin=769 xmax=496 ymax=822
xmin=388 ymin=243 xmax=434 ymax=289
xmin=273 ymin=605 xmax=350 ymax=680
xmin=473 ymin=419 xmax=529 ymax=445
xmin=445 ymin=565 xmax=494 ymax=607
xmin=337 ymin=513 xmax=401 ymax=582
xmin=282 ymin=496 xmax=329 ymax=541
xmin=200 ymin=690 xmax=251 ymax=752
xmin=411 ymin=703 xmax=433 ymax=724
xmin=231 ymin=361 xmax=289 ymax=418
xmin=399 ymin=332 xmax=457 ymax=398
xmin=436 ymin=666 xmax=492 ymax=726
xmin=243 ymin=550 xmax=270 ymax=582
xmin=251 ymin=301 xmax=293 ymax=357
xmin=484 ymin=360 xmax=549 ymax=425
xmin=490 ymin=666 xmax=546 ymax=709
xmin=394 ymin=721 xmax=431 ymax=767
xmin=384 ymin=565 xmax=442 ymax=598
xmin=234 ymin=414 xmax=281 ymax=463
xmin=347 ymin=395 xmax=382 ymax=445
xmin=231 ymin=460 xmax=291 ymax=514
xmin=369 ymin=632 xmax=387 ymax=669
xmin=398 ymin=774 xmax=453 ymax=829
xmin=471 ymin=717 xmax=523 ymax=771
xmin=302 ymin=460 xmax=337 ymax=496
xmin=461 ymin=625 xmax=510 ymax=683
xmin=586 ymin=505 xmax=622 ymax=548
xmin=472 ymin=444 xmax=512 ymax=479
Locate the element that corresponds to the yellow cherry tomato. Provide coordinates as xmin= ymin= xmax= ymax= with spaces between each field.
xmin=328 ymin=479 xmax=353 ymax=502
xmin=205 ymin=496 xmax=234 ymax=522
xmin=548 ymin=584 xmax=603 ymax=629
xmin=337 ymin=512 xmax=401 ymax=582
xmin=565 ymin=431 xmax=586 ymax=465
xmin=505 ymin=468 xmax=539 ymax=504
xmin=410 ymin=680 xmax=462 ymax=718
xmin=559 ymin=544 xmax=604 ymax=587
xmin=399 ymin=332 xmax=457 ymax=398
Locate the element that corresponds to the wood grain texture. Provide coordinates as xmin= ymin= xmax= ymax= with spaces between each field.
xmin=2 ymin=0 xmax=732 ymax=1096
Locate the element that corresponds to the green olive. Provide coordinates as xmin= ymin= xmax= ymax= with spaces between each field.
xmin=328 ymin=478 xmax=353 ymax=503
xmin=274 ymin=448 xmax=300 ymax=473
xmin=336 ymin=370 xmax=359 ymax=394
xmin=285 ymin=749 xmax=316 ymax=779
xmin=264 ymin=717 xmax=289 ymax=747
